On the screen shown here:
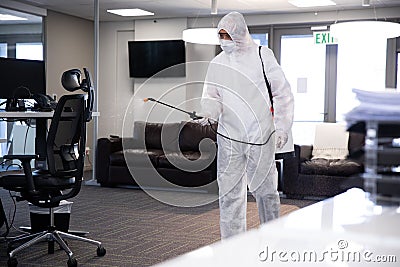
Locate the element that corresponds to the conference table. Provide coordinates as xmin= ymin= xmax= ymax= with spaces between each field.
xmin=154 ymin=188 xmax=400 ymax=267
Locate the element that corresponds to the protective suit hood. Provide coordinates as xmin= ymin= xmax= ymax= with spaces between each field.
xmin=217 ymin=12 xmax=257 ymax=55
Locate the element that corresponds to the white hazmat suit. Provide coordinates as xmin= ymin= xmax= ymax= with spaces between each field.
xmin=201 ymin=12 xmax=294 ymax=239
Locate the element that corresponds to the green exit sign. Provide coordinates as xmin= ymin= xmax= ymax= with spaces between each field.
xmin=313 ymin=31 xmax=338 ymax=45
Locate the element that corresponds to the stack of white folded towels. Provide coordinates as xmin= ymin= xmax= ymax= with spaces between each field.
xmin=345 ymin=88 xmax=400 ymax=125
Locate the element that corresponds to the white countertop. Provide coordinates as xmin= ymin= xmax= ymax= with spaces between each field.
xmin=154 ymin=188 xmax=400 ymax=267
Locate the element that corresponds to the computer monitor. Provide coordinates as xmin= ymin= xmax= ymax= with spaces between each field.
xmin=0 ymin=57 xmax=46 ymax=100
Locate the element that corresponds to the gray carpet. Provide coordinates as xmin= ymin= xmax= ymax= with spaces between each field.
xmin=0 ymin=175 xmax=317 ymax=267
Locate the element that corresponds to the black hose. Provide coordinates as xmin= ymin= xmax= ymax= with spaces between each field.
xmin=207 ymin=118 xmax=275 ymax=146
xmin=145 ymin=98 xmax=275 ymax=146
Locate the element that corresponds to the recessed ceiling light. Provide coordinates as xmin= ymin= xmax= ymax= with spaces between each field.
xmin=182 ymin=28 xmax=220 ymax=45
xmin=107 ymin=8 xmax=154 ymax=17
xmin=289 ymin=0 xmax=336 ymax=8
xmin=0 ymin=14 xmax=27 ymax=21
xmin=362 ymin=0 xmax=370 ymax=7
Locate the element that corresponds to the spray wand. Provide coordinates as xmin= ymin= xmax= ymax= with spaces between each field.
xmin=143 ymin=97 xmax=203 ymax=120
xmin=143 ymin=97 xmax=275 ymax=146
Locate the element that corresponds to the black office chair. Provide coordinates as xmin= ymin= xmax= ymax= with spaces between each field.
xmin=0 ymin=93 xmax=105 ymax=267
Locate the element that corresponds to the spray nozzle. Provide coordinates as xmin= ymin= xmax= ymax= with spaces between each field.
xmin=143 ymin=97 xmax=156 ymax=102
xmin=189 ymin=112 xmax=203 ymax=120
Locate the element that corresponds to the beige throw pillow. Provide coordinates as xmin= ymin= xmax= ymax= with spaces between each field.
xmin=312 ymin=123 xmax=349 ymax=160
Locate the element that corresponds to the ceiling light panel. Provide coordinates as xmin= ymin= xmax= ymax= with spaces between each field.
xmin=107 ymin=8 xmax=154 ymax=17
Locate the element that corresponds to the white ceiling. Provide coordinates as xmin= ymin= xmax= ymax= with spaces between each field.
xmin=5 ymin=0 xmax=400 ymax=22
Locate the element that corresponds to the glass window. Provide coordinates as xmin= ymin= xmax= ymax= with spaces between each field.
xmin=0 ymin=43 xmax=6 ymax=57
xmin=336 ymin=38 xmax=388 ymax=121
xmin=16 ymin=42 xmax=43 ymax=60
xmin=280 ymin=34 xmax=326 ymax=122
xmin=251 ymin=33 xmax=268 ymax=46
xmin=279 ymin=34 xmax=327 ymax=144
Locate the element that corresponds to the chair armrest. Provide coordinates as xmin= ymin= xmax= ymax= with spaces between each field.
xmin=299 ymin=145 xmax=313 ymax=162
xmin=95 ymin=135 xmax=143 ymax=185
xmin=109 ymin=136 xmax=124 ymax=152
xmin=96 ymin=137 xmax=121 ymax=185
xmin=3 ymin=154 xmax=38 ymax=194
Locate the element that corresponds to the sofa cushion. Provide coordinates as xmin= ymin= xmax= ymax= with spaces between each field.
xmin=158 ymin=151 xmax=215 ymax=170
xmin=312 ymin=123 xmax=349 ymax=160
xmin=347 ymin=132 xmax=365 ymax=164
xmin=179 ymin=121 xmax=217 ymax=151
xmin=301 ymin=158 xmax=363 ymax=177
xmin=299 ymin=145 xmax=313 ymax=161
xmin=312 ymin=147 xmax=349 ymax=160
xmin=133 ymin=121 xmax=181 ymax=151
xmin=110 ymin=149 xmax=162 ymax=167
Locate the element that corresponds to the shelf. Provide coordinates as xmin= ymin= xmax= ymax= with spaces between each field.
xmin=378 ymin=149 xmax=400 ymax=166
xmin=360 ymin=120 xmax=400 ymax=205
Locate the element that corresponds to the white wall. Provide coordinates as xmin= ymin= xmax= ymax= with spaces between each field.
xmin=46 ymin=10 xmax=94 ymax=100
xmin=185 ymin=44 xmax=218 ymax=114
xmin=45 ymin=10 xmax=94 ymax=164
xmin=98 ymin=21 xmax=134 ymax=138
xmin=134 ymin=18 xmax=186 ymax=41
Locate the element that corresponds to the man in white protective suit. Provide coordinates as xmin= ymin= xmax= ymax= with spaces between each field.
xmin=199 ymin=11 xmax=294 ymax=239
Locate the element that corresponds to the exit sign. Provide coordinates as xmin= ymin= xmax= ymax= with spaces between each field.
xmin=313 ymin=31 xmax=338 ymax=45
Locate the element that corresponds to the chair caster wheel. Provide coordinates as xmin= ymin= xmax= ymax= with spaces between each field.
xmin=97 ymin=246 xmax=106 ymax=257
xmin=67 ymin=258 xmax=77 ymax=267
xmin=7 ymin=257 xmax=18 ymax=267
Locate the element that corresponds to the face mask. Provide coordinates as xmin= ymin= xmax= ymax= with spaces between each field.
xmin=220 ymin=39 xmax=235 ymax=53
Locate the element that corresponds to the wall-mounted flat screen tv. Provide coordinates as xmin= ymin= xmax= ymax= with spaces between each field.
xmin=128 ymin=40 xmax=186 ymax=78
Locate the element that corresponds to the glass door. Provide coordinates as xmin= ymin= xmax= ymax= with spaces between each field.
xmin=397 ymin=52 xmax=400 ymax=89
xmin=274 ymin=28 xmax=328 ymax=144
xmin=336 ymin=36 xmax=388 ymax=121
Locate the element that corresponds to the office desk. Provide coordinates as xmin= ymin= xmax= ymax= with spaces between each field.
xmin=154 ymin=188 xmax=400 ymax=267
xmin=0 ymin=111 xmax=53 ymax=118
xmin=0 ymin=111 xmax=54 ymax=169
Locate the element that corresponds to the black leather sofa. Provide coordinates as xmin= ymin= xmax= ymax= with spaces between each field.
xmin=283 ymin=132 xmax=365 ymax=198
xmin=96 ymin=121 xmax=218 ymax=192
xmin=96 ymin=120 xmax=298 ymax=193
